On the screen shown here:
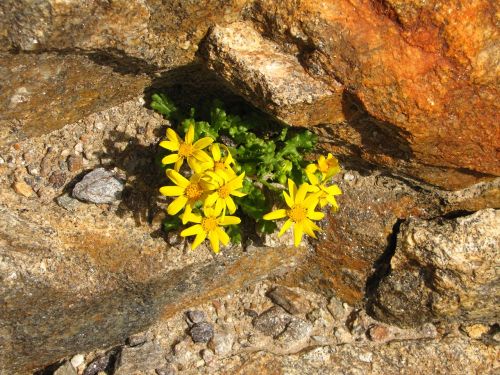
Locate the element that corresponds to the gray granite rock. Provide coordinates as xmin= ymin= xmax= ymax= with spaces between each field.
xmin=114 ymin=342 xmax=165 ymax=375
xmin=189 ymin=322 xmax=214 ymax=343
xmin=72 ymin=168 xmax=124 ymax=204
xmin=253 ymin=306 xmax=292 ymax=337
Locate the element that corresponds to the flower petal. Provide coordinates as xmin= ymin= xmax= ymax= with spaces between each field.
xmin=293 ymin=222 xmax=304 ymax=247
xmin=181 ymin=224 xmax=203 ymax=237
xmin=193 ymin=149 xmax=212 ymax=163
xmin=205 ymin=192 xmax=218 ymax=207
xmin=263 ymin=209 xmax=287 ymax=220
xmin=225 ymin=196 xmax=237 ymax=214
xmin=302 ymin=219 xmax=318 ymax=239
xmin=166 ymin=169 xmax=189 ymax=187
xmin=211 ymin=143 xmax=221 ymax=161
xmin=231 ymin=190 xmax=246 ymax=197
xmin=191 ymin=231 xmax=207 ymax=250
xmin=185 ymin=125 xmax=195 ymax=144
xmin=162 ymin=153 xmax=180 ymax=165
xmin=208 ymin=230 xmax=220 ymax=253
xmin=184 ymin=211 xmax=202 ymax=223
xmin=166 ymin=128 xmax=181 ymax=143
xmin=278 ymin=219 xmax=293 ymax=237
xmin=326 ymin=184 xmax=342 ymax=195
xmin=181 ymin=204 xmax=193 ymax=225
xmin=174 ymin=158 xmax=184 ymax=171
xmin=306 ymin=170 xmax=319 ymax=186
xmin=219 ymin=215 xmax=241 ymax=225
xmin=283 ymin=192 xmax=294 ymax=208
xmin=288 ymin=179 xmax=297 ymax=201
xmin=295 ymin=183 xmax=309 ymax=203
xmin=187 ymin=157 xmax=204 ymax=173
xmin=307 ymin=211 xmax=325 ymax=221
xmin=194 ymin=137 xmax=214 ymax=150
xmin=159 ymin=140 xmax=179 ymax=151
xmin=167 ymin=195 xmax=188 ymax=215
xmin=217 ymin=227 xmax=230 ymax=245
xmin=159 ymin=185 xmax=184 ymax=197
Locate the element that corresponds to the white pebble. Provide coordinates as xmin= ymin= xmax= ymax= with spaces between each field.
xmin=359 ymin=352 xmax=373 ymax=363
xmin=70 ymin=354 xmax=85 ymax=368
xmin=74 ymin=143 xmax=84 ymax=153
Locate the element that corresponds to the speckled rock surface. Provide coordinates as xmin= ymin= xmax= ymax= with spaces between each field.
xmin=202 ymin=22 xmax=344 ymax=126
xmin=371 ymin=209 xmax=500 ymax=327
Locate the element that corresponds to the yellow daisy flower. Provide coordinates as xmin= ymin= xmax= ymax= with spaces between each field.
xmin=159 ymin=169 xmax=207 ymax=224
xmin=204 ymin=143 xmax=236 ymax=176
xmin=263 ymin=179 xmax=324 ymax=247
xmin=306 ymin=170 xmax=342 ymax=210
xmin=306 ymin=153 xmax=341 ymax=181
xmin=201 ymin=170 xmax=246 ymax=214
xmin=159 ymin=125 xmax=213 ymax=173
xmin=181 ymin=205 xmax=241 ymax=253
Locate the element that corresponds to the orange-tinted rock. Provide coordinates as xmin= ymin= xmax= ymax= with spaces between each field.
xmin=247 ymin=0 xmax=500 ymax=189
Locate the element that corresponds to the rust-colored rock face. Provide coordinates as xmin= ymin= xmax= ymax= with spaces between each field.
xmin=247 ymin=0 xmax=500 ymax=189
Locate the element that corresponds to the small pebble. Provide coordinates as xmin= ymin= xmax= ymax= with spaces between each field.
xmin=358 ymin=352 xmax=373 ymax=363
xmin=67 ymin=155 xmax=83 ymax=172
xmin=70 ymin=354 xmax=85 ymax=368
xmin=368 ymin=325 xmax=390 ymax=342
xmin=201 ymin=349 xmax=214 ymax=365
xmin=72 ymin=168 xmax=124 ymax=204
xmin=252 ymin=306 xmax=292 ymax=337
xmin=56 ymin=194 xmax=80 ymax=211
xmin=189 ymin=322 xmax=214 ymax=343
xmin=27 ymin=165 xmax=39 ymax=175
xmin=460 ymin=324 xmax=489 ymax=339
xmin=186 ymin=310 xmax=206 ymax=325
xmin=74 ymin=143 xmax=84 ymax=154
xmin=54 ymin=361 xmax=76 ymax=375
xmin=208 ymin=331 xmax=234 ymax=356
xmin=12 ymin=181 xmax=34 ymax=197
xmin=49 ymin=171 xmax=67 ymax=189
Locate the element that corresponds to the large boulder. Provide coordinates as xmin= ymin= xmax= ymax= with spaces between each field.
xmin=370 ymin=209 xmax=500 ymax=327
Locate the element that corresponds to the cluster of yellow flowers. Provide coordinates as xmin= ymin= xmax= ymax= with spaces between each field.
xmin=263 ymin=153 xmax=342 ymax=247
xmin=159 ymin=125 xmax=246 ymax=253
xmin=159 ymin=125 xmax=342 ymax=252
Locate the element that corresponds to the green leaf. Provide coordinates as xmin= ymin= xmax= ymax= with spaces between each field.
xmin=151 ymin=93 xmax=177 ymax=118
xmin=163 ymin=215 xmax=182 ymax=233
xmin=226 ymin=225 xmax=242 ymax=244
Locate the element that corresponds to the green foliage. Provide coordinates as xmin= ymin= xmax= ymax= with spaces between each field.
xmin=152 ymin=93 xmax=317 ymax=239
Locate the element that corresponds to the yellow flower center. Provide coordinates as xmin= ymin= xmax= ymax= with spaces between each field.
xmin=201 ymin=217 xmax=218 ymax=232
xmin=178 ymin=142 xmax=194 ymax=157
xmin=218 ymin=185 xmax=231 ymax=198
xmin=288 ymin=205 xmax=307 ymax=223
xmin=214 ymin=161 xmax=226 ymax=171
xmin=185 ymin=183 xmax=202 ymax=200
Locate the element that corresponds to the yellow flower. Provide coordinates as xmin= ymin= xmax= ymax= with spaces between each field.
xmin=181 ymin=205 xmax=241 ymax=253
xmin=159 ymin=125 xmax=213 ymax=173
xmin=306 ymin=153 xmax=341 ymax=181
xmin=306 ymin=170 xmax=342 ymax=210
xmin=159 ymin=169 xmax=207 ymax=224
xmin=201 ymin=170 xmax=246 ymax=214
xmin=263 ymin=179 xmax=324 ymax=247
xmin=204 ymin=143 xmax=236 ymax=176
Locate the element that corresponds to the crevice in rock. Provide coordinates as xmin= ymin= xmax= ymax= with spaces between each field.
xmin=364 ymin=218 xmax=404 ymax=312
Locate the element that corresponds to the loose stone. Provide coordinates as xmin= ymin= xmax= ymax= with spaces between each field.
xmin=252 ymin=306 xmax=292 ymax=337
xmin=72 ymin=168 xmax=124 ymax=204
xmin=189 ymin=321 xmax=214 ymax=343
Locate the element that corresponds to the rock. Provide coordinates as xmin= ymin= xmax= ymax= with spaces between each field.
xmin=114 ymin=342 xmax=165 ymax=375
xmin=12 ymin=180 xmax=33 ymax=197
xmin=54 ymin=361 xmax=77 ymax=375
xmin=189 ymin=322 xmax=214 ymax=343
xmin=155 ymin=364 xmax=176 ymax=375
xmin=201 ymin=349 xmax=214 ymax=365
xmin=327 ymin=296 xmax=347 ymax=321
xmin=333 ymin=327 xmax=352 ymax=344
xmin=267 ymin=286 xmax=310 ymax=315
xmin=173 ymin=339 xmax=197 ymax=369
xmin=460 ymin=324 xmax=490 ymax=339
xmin=126 ymin=331 xmax=150 ymax=347
xmin=49 ymin=171 xmax=67 ymax=189
xmin=276 ymin=317 xmax=313 ymax=350
xmin=202 ymin=22 xmax=344 ymax=127
xmin=253 ymin=306 xmax=293 ymax=337
xmin=72 ymin=168 xmax=124 ymax=204
xmin=367 ymin=325 xmax=390 ymax=342
xmin=70 ymin=354 xmax=85 ymax=369
xmin=371 ymin=209 xmax=500 ymax=327
xmin=67 ymin=155 xmax=84 ymax=172
xmin=208 ymin=331 xmax=235 ymax=356
xmin=83 ymin=352 xmax=113 ymax=375
xmin=56 ymin=194 xmax=80 ymax=211
xmin=186 ymin=310 xmax=206 ymax=325
xmin=247 ymin=1 xmax=499 ymax=189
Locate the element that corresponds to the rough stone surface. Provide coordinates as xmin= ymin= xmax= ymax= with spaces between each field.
xmin=267 ymin=286 xmax=310 ymax=315
xmin=189 ymin=322 xmax=214 ymax=344
xmin=72 ymin=168 xmax=124 ymax=204
xmin=186 ymin=310 xmax=206 ymax=325
xmin=208 ymin=331 xmax=235 ymax=356
xmin=54 ymin=361 xmax=77 ymax=375
xmin=114 ymin=342 xmax=165 ymax=375
xmin=253 ymin=306 xmax=293 ymax=338
xmin=247 ymin=0 xmax=500 ymax=189
xmin=202 ymin=22 xmax=344 ymax=127
xmin=371 ymin=209 xmax=500 ymax=327
xmin=0 ymin=52 xmax=150 ymax=142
